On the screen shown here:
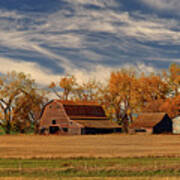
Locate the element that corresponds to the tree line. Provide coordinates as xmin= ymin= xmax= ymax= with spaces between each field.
xmin=49 ymin=63 xmax=180 ymax=132
xmin=0 ymin=63 xmax=179 ymax=134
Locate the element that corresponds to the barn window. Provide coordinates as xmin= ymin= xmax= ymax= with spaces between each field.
xmin=135 ymin=129 xmax=146 ymax=133
xmin=57 ymin=105 xmax=60 ymax=109
xmin=52 ymin=120 xmax=56 ymax=124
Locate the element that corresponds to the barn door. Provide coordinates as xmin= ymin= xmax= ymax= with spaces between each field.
xmin=49 ymin=126 xmax=60 ymax=134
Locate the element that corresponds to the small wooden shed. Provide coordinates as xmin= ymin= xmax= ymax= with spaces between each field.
xmin=39 ymin=100 xmax=121 ymax=135
xmin=130 ymin=113 xmax=172 ymax=134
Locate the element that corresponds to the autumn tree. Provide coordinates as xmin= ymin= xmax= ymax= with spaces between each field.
xmin=140 ymin=65 xmax=179 ymax=114
xmin=72 ymin=79 xmax=99 ymax=101
xmin=13 ymin=88 xmax=47 ymax=133
xmin=100 ymin=69 xmax=140 ymax=133
xmin=49 ymin=75 xmax=99 ymax=102
xmin=138 ymin=73 xmax=169 ymax=104
xmin=167 ymin=63 xmax=180 ymax=96
xmin=49 ymin=75 xmax=76 ymax=100
xmin=160 ymin=95 xmax=180 ymax=118
xmin=0 ymin=71 xmax=47 ymax=134
xmin=142 ymin=99 xmax=165 ymax=113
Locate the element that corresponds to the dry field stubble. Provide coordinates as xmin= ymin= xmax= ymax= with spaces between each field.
xmin=1 ymin=134 xmax=180 ymax=158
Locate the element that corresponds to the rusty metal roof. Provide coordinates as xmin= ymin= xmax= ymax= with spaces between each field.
xmin=63 ymin=104 xmax=106 ymax=118
xmin=54 ymin=100 xmax=107 ymax=119
xmin=131 ymin=112 xmax=167 ymax=128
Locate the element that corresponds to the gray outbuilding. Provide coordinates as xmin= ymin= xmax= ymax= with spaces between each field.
xmin=173 ymin=116 xmax=180 ymax=134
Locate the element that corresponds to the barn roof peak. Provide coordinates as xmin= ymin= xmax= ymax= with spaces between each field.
xmin=54 ymin=99 xmax=100 ymax=106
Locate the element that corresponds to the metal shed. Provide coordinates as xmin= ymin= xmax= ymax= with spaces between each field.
xmin=173 ymin=116 xmax=180 ymax=134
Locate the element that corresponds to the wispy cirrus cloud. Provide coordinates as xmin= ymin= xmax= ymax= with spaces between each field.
xmin=0 ymin=0 xmax=179 ymax=88
xmin=64 ymin=0 xmax=119 ymax=8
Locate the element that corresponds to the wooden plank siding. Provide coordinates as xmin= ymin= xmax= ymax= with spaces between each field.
xmin=40 ymin=101 xmax=69 ymax=128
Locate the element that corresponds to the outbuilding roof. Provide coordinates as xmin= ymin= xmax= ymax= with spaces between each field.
xmin=131 ymin=112 xmax=167 ymax=128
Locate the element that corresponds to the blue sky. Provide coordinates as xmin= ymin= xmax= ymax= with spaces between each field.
xmin=0 ymin=0 xmax=179 ymax=86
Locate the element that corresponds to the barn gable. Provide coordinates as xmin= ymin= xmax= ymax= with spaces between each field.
xmin=39 ymin=100 xmax=71 ymax=133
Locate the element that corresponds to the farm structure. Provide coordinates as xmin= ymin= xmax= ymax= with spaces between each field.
xmin=173 ymin=116 xmax=180 ymax=134
xmin=39 ymin=100 xmax=121 ymax=135
xmin=130 ymin=113 xmax=172 ymax=134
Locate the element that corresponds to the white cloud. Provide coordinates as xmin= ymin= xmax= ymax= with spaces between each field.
xmin=140 ymin=0 xmax=180 ymax=12
xmin=0 ymin=57 xmax=61 ymax=86
xmin=66 ymin=63 xmax=158 ymax=85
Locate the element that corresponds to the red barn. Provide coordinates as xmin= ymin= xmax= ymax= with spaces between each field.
xmin=39 ymin=100 xmax=121 ymax=135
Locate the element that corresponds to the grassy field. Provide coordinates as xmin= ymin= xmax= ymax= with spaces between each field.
xmin=1 ymin=157 xmax=180 ymax=178
xmin=1 ymin=134 xmax=180 ymax=179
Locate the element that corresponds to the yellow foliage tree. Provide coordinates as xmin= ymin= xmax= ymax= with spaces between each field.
xmin=100 ymin=69 xmax=140 ymax=132
xmin=0 ymin=71 xmax=47 ymax=134
xmin=168 ymin=63 xmax=180 ymax=96
xmin=49 ymin=75 xmax=76 ymax=100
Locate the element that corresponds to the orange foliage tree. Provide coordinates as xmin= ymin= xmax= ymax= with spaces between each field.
xmin=139 ymin=73 xmax=169 ymax=103
xmin=160 ymin=95 xmax=180 ymax=118
xmin=142 ymin=64 xmax=179 ymax=116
